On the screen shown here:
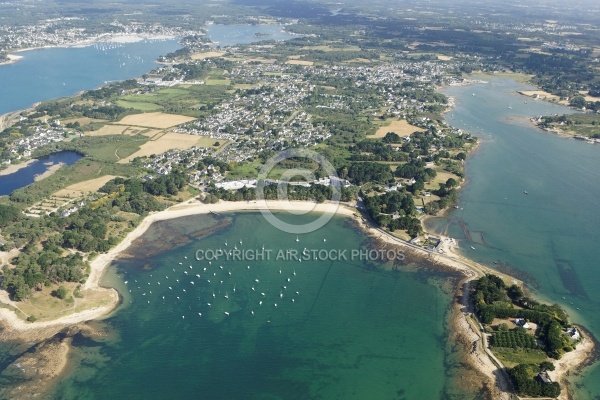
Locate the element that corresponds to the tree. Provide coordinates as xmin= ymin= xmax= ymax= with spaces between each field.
xmin=540 ymin=361 xmax=555 ymax=371
xmin=445 ymin=178 xmax=458 ymax=188
xmin=569 ymin=95 xmax=586 ymax=109
xmin=423 ymin=201 xmax=440 ymax=215
xmin=382 ymin=132 xmax=401 ymax=143
xmin=54 ymin=286 xmax=69 ymax=299
xmin=0 ymin=204 xmax=21 ymax=227
xmin=507 ymin=284 xmax=524 ymax=301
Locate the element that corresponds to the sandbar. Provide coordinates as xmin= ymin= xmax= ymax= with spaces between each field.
xmin=0 ymin=159 xmax=36 ymax=176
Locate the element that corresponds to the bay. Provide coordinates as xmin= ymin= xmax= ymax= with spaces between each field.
xmin=0 ymin=39 xmax=181 ymax=115
xmin=428 ymin=76 xmax=600 ymax=398
xmin=49 ymin=213 xmax=463 ymax=399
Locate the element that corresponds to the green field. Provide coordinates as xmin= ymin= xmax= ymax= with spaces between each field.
xmin=492 ymin=348 xmax=549 ymax=368
xmin=116 ymin=100 xmax=163 ymax=111
xmin=78 ymin=135 xmax=148 ymax=163
xmin=228 ymin=161 xmax=261 ymax=179
xmin=114 ymin=85 xmax=230 ymax=118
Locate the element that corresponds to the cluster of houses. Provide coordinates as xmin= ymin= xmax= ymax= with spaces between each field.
xmin=2 ymin=124 xmax=65 ymax=164
xmin=140 ymin=146 xmax=215 ymax=179
xmin=60 ymin=200 xmax=88 ymax=218
xmin=174 ymin=69 xmax=333 ymax=162
xmin=213 ymin=176 xmax=350 ymax=191
xmin=169 ymin=57 xmax=469 ymax=164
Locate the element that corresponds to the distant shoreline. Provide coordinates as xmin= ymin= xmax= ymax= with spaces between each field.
xmin=0 ymin=32 xmax=179 ymax=69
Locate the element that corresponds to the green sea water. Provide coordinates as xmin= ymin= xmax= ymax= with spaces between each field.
xmin=427 ymin=77 xmax=600 ymax=398
xmin=48 ymin=213 xmax=465 ymax=399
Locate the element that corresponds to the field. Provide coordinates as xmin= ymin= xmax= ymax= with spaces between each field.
xmin=116 ymin=99 xmax=163 ymax=111
xmin=62 ymin=117 xmax=106 ymax=125
xmin=118 ymin=132 xmax=209 ymax=163
xmin=228 ymin=161 xmax=261 ymax=179
xmin=191 ymin=51 xmax=226 ymax=60
xmin=84 ymin=124 xmax=130 ymax=136
xmin=54 ymin=175 xmax=120 ymax=197
xmin=285 ymin=59 xmax=314 ymax=66
xmin=115 ymin=85 xmax=230 ymax=118
xmin=492 ymin=348 xmax=548 ymax=368
xmin=370 ymin=119 xmax=425 ymax=138
xmin=116 ymin=112 xmax=196 ymax=129
xmin=300 ymin=44 xmax=362 ymax=52
xmin=343 ymin=58 xmax=373 ymax=63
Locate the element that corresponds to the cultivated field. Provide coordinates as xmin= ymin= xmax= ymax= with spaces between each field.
xmin=84 ymin=124 xmax=130 ymax=136
xmin=118 ymin=132 xmax=206 ymax=163
xmin=116 ymin=112 xmax=196 ymax=129
xmin=62 ymin=117 xmax=105 ymax=126
xmin=54 ymin=175 xmax=120 ymax=197
xmin=191 ymin=51 xmax=226 ymax=60
xmin=116 ymin=100 xmax=163 ymax=111
xmin=285 ymin=59 xmax=314 ymax=66
xmin=300 ymin=45 xmax=361 ymax=52
xmin=371 ymin=119 xmax=425 ymax=138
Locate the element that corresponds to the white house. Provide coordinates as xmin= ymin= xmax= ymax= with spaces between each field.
xmin=568 ymin=327 xmax=580 ymax=340
xmin=515 ymin=318 xmax=531 ymax=329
